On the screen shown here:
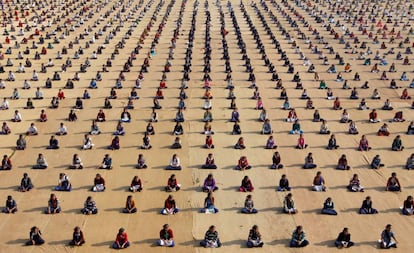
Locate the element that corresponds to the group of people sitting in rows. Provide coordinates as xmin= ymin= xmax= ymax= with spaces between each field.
xmin=25 ymin=220 xmax=398 ymax=249
xmin=9 ymin=168 xmax=403 ymax=217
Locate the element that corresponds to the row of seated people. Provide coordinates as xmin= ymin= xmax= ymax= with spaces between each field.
xmin=0 ymin=84 xmax=410 ymax=126
xmin=18 ymin=128 xmax=403 ymax=152
xmin=5 ymin=175 xmax=401 ymax=217
xmin=14 ymin=168 xmax=402 ymax=208
xmin=283 ymin=192 xmax=412 ymax=217
xmin=2 ymin=71 xmax=414 ymax=113
xmin=3 ymin=142 xmax=414 ymax=171
xmin=1 ymin=102 xmax=412 ymax=148
xmin=1 ymin=104 xmax=411 ymax=136
xmin=0 ymin=90 xmax=405 ymax=124
xmin=27 ymin=223 xmax=393 ymax=249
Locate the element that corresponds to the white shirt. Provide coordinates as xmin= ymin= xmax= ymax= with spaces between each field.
xmin=2 ymin=100 xmax=9 ymax=108
xmin=204 ymin=100 xmax=212 ymax=109
xmin=28 ymin=126 xmax=37 ymax=133
xmin=122 ymin=113 xmax=129 ymax=120
xmin=24 ymin=81 xmax=30 ymax=89
xmin=35 ymin=90 xmax=43 ymax=98
xmin=58 ymin=126 xmax=67 ymax=134
xmin=37 ymin=157 xmax=47 ymax=166
xmin=170 ymin=157 xmax=180 ymax=167
xmin=14 ymin=113 xmax=22 ymax=121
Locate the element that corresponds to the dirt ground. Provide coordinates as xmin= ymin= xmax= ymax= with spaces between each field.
xmin=0 ymin=0 xmax=414 ymax=252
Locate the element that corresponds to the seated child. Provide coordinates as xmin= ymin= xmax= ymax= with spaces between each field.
xmin=55 ymin=173 xmax=72 ymax=191
xmin=236 ymin=156 xmax=251 ymax=170
xmin=377 ymin=123 xmax=390 ymax=136
xmin=321 ymin=197 xmax=337 ymax=215
xmin=348 ymin=174 xmax=364 ymax=192
xmin=371 ymin=155 xmax=385 ymax=169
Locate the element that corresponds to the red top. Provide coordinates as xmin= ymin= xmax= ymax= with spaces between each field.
xmin=115 ymin=232 xmax=128 ymax=244
xmin=159 ymin=229 xmax=174 ymax=240
xmin=288 ymin=111 xmax=297 ymax=118
xmin=402 ymin=90 xmax=409 ymax=98
xmin=359 ymin=139 xmax=369 ymax=147
xmin=338 ymin=157 xmax=347 ymax=166
xmin=94 ymin=177 xmax=105 ymax=186
xmin=97 ymin=112 xmax=105 ymax=119
xmin=206 ymin=137 xmax=213 ymax=146
xmin=164 ymin=198 xmax=176 ymax=209
xmin=239 ymin=158 xmax=248 ymax=167
xmin=167 ymin=178 xmax=178 ymax=187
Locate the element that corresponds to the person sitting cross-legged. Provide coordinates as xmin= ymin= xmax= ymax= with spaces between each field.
xmin=123 ymin=195 xmax=137 ymax=213
xmin=165 ymin=174 xmax=181 ymax=192
xmin=55 ymin=173 xmax=72 ymax=191
xmin=241 ymin=194 xmax=258 ymax=214
xmin=161 ymin=195 xmax=179 ymax=215
xmin=112 ymin=228 xmax=130 ymax=249
xmin=200 ymin=225 xmax=222 ymax=248
xmin=335 ymin=228 xmax=354 ymax=249
xmin=391 ymin=135 xmax=404 ymax=151
xmin=45 ymin=193 xmax=61 ymax=214
xmin=379 ymin=224 xmax=398 ymax=249
xmin=321 ymin=197 xmax=337 ymax=215
xmin=386 ymin=172 xmax=401 ymax=191
xmin=201 ymin=192 xmax=219 ymax=214
xmin=99 ymin=154 xmax=112 ymax=169
xmin=201 ymin=153 xmax=217 ymax=169
xmin=236 ymin=156 xmax=251 ymax=170
xmin=359 ymin=196 xmax=378 ymax=214
xmin=69 ymin=226 xmax=85 ymax=246
xmin=202 ymin=174 xmax=218 ymax=192
xmin=347 ymin=174 xmax=364 ymax=192
xmin=290 ymin=226 xmax=309 ymax=248
xmin=166 ymin=154 xmax=182 ymax=170
xmin=406 ymin=154 xmax=414 ymax=170
xmin=19 ymin=173 xmax=33 ymax=192
xmin=371 ymin=154 xmax=385 ymax=169
xmin=283 ymin=193 xmax=297 ymax=214
xmin=26 ymin=226 xmax=45 ymax=245
xmin=158 ymin=224 xmax=175 ymax=247
xmin=2 ymin=195 xmax=17 ymax=213
xmin=239 ymin=175 xmax=254 ymax=192
xmin=246 ymin=225 xmax=264 ymax=248
xmin=129 ymin=176 xmax=143 ymax=192
xmin=92 ymin=174 xmax=105 ymax=192
xmin=81 ymin=196 xmax=98 ymax=215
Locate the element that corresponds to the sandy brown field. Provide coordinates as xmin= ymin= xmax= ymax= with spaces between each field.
xmin=1 ymin=0 xmax=414 ymax=252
